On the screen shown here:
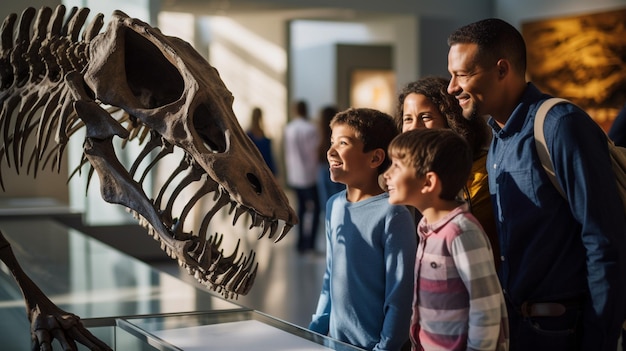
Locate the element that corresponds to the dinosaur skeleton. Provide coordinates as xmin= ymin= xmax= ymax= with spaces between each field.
xmin=0 ymin=5 xmax=297 ymax=350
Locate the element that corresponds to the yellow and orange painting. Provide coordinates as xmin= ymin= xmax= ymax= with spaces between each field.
xmin=522 ymin=8 xmax=626 ymax=132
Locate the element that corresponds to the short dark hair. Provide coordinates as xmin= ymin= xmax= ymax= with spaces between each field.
xmin=294 ymin=100 xmax=309 ymax=119
xmin=388 ymin=128 xmax=472 ymax=200
xmin=317 ymin=105 xmax=339 ymax=162
xmin=447 ymin=18 xmax=527 ymax=76
xmin=396 ymin=76 xmax=490 ymax=158
xmin=331 ymin=107 xmax=398 ymax=173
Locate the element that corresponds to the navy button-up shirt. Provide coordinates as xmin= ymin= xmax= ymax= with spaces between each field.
xmin=487 ymin=83 xmax=626 ymax=347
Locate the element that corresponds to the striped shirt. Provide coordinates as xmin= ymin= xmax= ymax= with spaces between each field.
xmin=411 ymin=205 xmax=508 ymax=351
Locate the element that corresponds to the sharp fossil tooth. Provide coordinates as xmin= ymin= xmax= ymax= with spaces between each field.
xmin=257 ymin=220 xmax=270 ymax=240
xmin=240 ymin=263 xmax=258 ymax=296
xmin=209 ymin=252 xmax=223 ymax=272
xmin=194 ymin=239 xmax=211 ymax=267
xmin=154 ymin=154 xmax=188 ymax=211
xmin=246 ymin=251 xmax=256 ymax=269
xmin=213 ymin=186 xmax=223 ymax=201
xmin=232 ymin=206 xmax=245 ymax=226
xmin=212 ymin=233 xmax=224 ymax=248
xmin=267 ymin=221 xmax=278 ymax=239
xmin=249 ymin=211 xmax=263 ymax=230
xmin=224 ymin=266 xmax=243 ymax=292
xmin=174 ymin=172 xmax=212 ymax=238
xmin=274 ymin=223 xmax=293 ymax=243
xmin=248 ymin=212 xmax=256 ymax=229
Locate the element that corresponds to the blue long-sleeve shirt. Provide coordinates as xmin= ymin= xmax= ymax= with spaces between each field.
xmin=487 ymin=83 xmax=626 ymax=350
xmin=309 ymin=191 xmax=416 ymax=351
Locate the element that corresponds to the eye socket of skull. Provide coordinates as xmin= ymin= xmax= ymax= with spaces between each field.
xmin=124 ymin=29 xmax=184 ymax=108
xmin=193 ymin=103 xmax=227 ymax=153
xmin=246 ymin=173 xmax=262 ymax=194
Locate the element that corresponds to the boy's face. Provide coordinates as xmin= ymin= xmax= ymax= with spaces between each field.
xmin=402 ymin=93 xmax=447 ymax=132
xmin=328 ymin=124 xmax=377 ymax=186
xmin=384 ymin=156 xmax=420 ymax=207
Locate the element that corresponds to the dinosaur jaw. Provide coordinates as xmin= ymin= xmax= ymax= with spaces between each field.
xmin=82 ymin=133 xmax=292 ymax=299
xmin=79 ymin=10 xmax=299 ymax=262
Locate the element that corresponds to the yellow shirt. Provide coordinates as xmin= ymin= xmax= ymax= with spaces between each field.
xmin=467 ymin=151 xmax=500 ymax=270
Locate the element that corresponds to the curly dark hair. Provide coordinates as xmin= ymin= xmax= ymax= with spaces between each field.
xmin=395 ymin=76 xmax=491 ymax=158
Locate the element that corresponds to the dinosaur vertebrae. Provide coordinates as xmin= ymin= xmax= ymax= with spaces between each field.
xmin=0 ymin=6 xmax=102 ymax=184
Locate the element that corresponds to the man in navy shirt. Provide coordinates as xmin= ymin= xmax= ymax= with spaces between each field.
xmin=446 ymin=18 xmax=626 ymax=351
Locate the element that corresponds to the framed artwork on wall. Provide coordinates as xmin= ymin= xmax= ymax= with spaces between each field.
xmin=349 ymin=69 xmax=396 ymax=116
xmin=522 ymin=7 xmax=626 ymax=131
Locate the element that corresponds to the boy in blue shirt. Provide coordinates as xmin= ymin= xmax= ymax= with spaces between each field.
xmin=309 ymin=108 xmax=417 ymax=351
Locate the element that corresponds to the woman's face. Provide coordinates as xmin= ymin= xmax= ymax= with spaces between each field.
xmin=401 ymin=93 xmax=447 ymax=132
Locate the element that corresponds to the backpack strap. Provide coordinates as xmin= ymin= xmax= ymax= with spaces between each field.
xmin=533 ymin=98 xmax=570 ymax=199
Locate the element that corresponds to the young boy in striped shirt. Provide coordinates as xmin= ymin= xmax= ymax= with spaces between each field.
xmin=384 ymin=128 xmax=508 ymax=351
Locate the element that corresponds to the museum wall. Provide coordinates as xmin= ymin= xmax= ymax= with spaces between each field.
xmin=495 ymin=0 xmax=625 ymax=25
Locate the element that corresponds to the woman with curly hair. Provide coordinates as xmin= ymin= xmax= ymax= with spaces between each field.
xmin=396 ymin=76 xmax=499 ymax=269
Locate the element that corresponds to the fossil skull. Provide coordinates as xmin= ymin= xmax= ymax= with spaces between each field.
xmin=81 ymin=11 xmax=297 ymax=297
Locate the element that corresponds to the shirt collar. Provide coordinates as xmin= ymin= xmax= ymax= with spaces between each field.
xmin=418 ymin=203 xmax=469 ymax=236
xmin=487 ymin=82 xmax=544 ymax=138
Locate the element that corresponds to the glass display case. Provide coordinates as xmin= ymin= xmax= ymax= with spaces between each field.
xmin=116 ymin=310 xmax=365 ymax=351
